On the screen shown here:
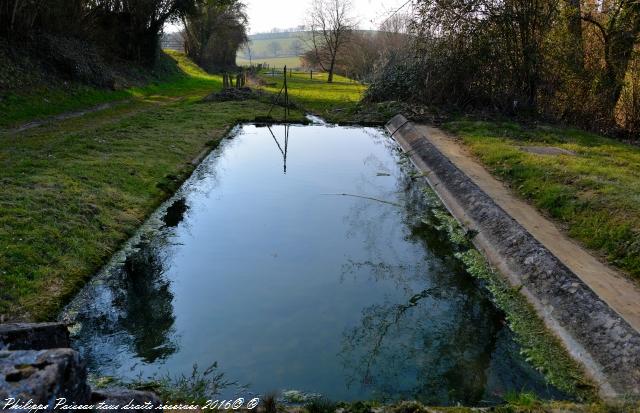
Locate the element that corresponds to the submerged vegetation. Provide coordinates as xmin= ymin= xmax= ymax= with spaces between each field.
xmin=417 ymin=186 xmax=595 ymax=400
xmin=326 ymin=399 xmax=639 ymax=413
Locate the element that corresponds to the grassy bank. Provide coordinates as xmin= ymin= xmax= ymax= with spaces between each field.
xmin=0 ymin=51 xmax=311 ymax=321
xmin=0 ymin=50 xmax=221 ymax=129
xmin=257 ymin=70 xmax=366 ymax=122
xmin=444 ymin=119 xmax=640 ymax=280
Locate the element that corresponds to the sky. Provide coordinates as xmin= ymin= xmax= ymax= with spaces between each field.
xmin=244 ymin=0 xmax=409 ymax=33
xmin=166 ymin=0 xmax=411 ymax=34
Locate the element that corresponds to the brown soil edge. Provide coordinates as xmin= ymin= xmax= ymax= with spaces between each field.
xmin=386 ymin=114 xmax=640 ymax=400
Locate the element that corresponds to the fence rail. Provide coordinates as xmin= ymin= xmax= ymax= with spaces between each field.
xmin=257 ymin=67 xmax=359 ymax=83
xmin=161 ymin=40 xmax=184 ymax=51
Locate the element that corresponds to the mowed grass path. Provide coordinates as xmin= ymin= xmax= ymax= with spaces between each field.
xmin=446 ymin=120 xmax=640 ymax=280
xmin=257 ymin=71 xmax=366 ymax=122
xmin=0 ymin=51 xmax=312 ymax=321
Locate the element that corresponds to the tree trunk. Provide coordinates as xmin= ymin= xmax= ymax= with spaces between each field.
xmin=599 ymin=3 xmax=640 ymax=121
xmin=328 ymin=55 xmax=336 ymax=83
xmin=564 ymin=0 xmax=584 ymax=71
xmin=10 ymin=0 xmax=21 ymax=33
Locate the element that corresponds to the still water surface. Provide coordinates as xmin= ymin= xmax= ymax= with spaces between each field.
xmin=63 ymin=123 xmax=562 ymax=405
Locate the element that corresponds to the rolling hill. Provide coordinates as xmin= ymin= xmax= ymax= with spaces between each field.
xmin=237 ymin=31 xmax=311 ymax=68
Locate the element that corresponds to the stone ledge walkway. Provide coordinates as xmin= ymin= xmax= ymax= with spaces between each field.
xmin=386 ymin=114 xmax=640 ymax=398
xmin=413 ymin=123 xmax=640 ymax=334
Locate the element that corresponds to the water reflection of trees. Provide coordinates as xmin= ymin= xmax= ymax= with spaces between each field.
xmin=116 ymin=243 xmax=177 ymax=362
xmin=340 ymin=271 xmax=502 ymax=405
xmin=163 ymin=198 xmax=189 ymax=228
xmin=338 ymin=159 xmax=508 ymax=405
xmin=66 ymin=231 xmax=179 ymax=373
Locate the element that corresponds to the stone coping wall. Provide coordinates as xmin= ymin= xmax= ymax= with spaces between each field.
xmin=386 ymin=114 xmax=640 ymax=399
xmin=0 ymin=323 xmax=160 ymax=412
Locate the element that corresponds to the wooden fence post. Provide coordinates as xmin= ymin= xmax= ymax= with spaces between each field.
xmin=284 ymin=65 xmax=289 ymax=118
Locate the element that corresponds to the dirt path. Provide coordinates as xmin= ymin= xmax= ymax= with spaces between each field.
xmin=415 ymin=124 xmax=640 ymax=333
xmin=5 ymin=101 xmax=129 ymax=133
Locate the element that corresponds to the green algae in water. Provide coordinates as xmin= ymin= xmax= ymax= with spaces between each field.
xmin=416 ymin=186 xmax=595 ymax=401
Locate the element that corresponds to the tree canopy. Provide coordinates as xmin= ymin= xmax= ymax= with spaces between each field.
xmin=362 ymin=0 xmax=640 ymax=137
xmin=182 ymin=0 xmax=248 ymax=71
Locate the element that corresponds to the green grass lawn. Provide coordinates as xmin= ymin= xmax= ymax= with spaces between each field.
xmin=0 ymin=50 xmax=222 ymax=129
xmin=445 ymin=119 xmax=640 ymax=280
xmin=3 ymin=47 xmax=634 ymax=406
xmin=0 ymin=51 xmax=308 ymax=321
xmin=256 ymin=70 xmax=366 ymax=122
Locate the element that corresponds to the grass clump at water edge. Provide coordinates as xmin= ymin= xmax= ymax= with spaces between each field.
xmin=92 ymin=362 xmax=245 ymax=405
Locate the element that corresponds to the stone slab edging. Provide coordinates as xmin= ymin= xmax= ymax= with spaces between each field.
xmin=0 ymin=323 xmax=161 ymax=411
xmin=413 ymin=123 xmax=640 ymax=332
xmin=386 ymin=114 xmax=640 ymax=399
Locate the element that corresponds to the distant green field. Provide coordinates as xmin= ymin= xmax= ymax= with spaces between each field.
xmin=237 ymin=31 xmax=309 ymax=68
xmin=237 ymin=56 xmax=303 ymax=69
xmin=239 ymin=31 xmax=310 ymax=59
xmin=237 ymin=30 xmax=380 ymax=69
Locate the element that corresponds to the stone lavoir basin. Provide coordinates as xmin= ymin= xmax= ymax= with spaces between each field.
xmin=61 ymin=122 xmax=565 ymax=405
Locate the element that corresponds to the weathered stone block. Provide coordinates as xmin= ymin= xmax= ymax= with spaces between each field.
xmin=0 ymin=323 xmax=70 ymax=350
xmin=0 ymin=349 xmax=91 ymax=406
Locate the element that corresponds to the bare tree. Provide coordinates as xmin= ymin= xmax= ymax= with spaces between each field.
xmin=289 ymin=39 xmax=304 ymax=56
xmin=267 ymin=40 xmax=282 ymax=57
xmin=242 ymin=41 xmax=253 ymax=65
xmin=307 ymin=0 xmax=356 ymax=82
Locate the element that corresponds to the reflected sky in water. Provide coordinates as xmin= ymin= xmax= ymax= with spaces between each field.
xmin=62 ymin=124 xmax=563 ymax=405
